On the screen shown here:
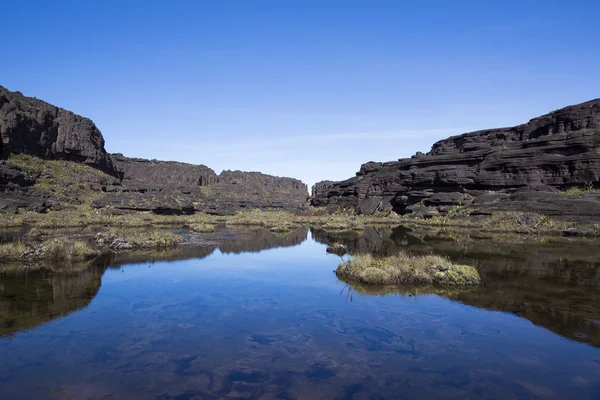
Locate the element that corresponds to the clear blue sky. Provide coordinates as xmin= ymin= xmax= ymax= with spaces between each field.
xmin=2 ymin=0 xmax=599 ymax=188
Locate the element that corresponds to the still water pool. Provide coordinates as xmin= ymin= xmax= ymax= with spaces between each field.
xmin=1 ymin=226 xmax=599 ymax=399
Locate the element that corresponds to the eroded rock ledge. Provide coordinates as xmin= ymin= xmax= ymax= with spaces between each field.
xmin=97 ymin=155 xmax=309 ymax=215
xmin=0 ymin=85 xmax=121 ymax=177
xmin=0 ymin=85 xmax=308 ymax=215
xmin=311 ymin=99 xmax=600 ymax=221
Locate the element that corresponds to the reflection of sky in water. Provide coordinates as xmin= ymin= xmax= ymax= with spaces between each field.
xmin=1 ymin=236 xmax=599 ymax=399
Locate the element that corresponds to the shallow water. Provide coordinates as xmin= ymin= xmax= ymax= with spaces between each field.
xmin=1 ymin=226 xmax=600 ymax=399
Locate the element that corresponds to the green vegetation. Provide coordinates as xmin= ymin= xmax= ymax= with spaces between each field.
xmin=125 ymin=230 xmax=183 ymax=248
xmin=268 ymin=222 xmax=298 ymax=233
xmin=0 ymin=241 xmax=27 ymax=261
xmin=2 ymin=189 xmax=600 ymax=240
xmin=559 ymin=182 xmax=600 ymax=195
xmin=399 ymin=210 xmax=576 ymax=235
xmin=0 ymin=238 xmax=96 ymax=261
xmin=42 ymin=238 xmax=98 ymax=261
xmin=99 ymin=228 xmax=183 ymax=249
xmin=7 ymin=154 xmax=115 ymax=206
xmin=0 ymin=206 xmax=592 ymax=237
xmin=188 ymin=223 xmax=216 ymax=233
xmin=336 ymin=252 xmax=480 ymax=286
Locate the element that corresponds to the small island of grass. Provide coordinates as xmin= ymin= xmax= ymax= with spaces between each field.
xmin=336 ymin=252 xmax=480 ymax=286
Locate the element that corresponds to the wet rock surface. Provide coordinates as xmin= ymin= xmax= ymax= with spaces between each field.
xmin=312 ymin=99 xmax=600 ymax=221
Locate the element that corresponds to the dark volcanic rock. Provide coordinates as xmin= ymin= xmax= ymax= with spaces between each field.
xmin=0 ymin=85 xmax=120 ymax=177
xmin=311 ymin=99 xmax=600 ymax=220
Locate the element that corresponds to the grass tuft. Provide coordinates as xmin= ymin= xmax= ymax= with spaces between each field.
xmin=336 ymin=252 xmax=480 ymax=286
xmin=188 ymin=223 xmax=216 ymax=233
xmin=41 ymin=238 xmax=98 ymax=261
xmin=0 ymin=242 xmax=27 ymax=261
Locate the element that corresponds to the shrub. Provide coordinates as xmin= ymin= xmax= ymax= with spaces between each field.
xmin=42 ymin=238 xmax=98 ymax=261
xmin=189 ymin=223 xmax=216 ymax=233
xmin=0 ymin=242 xmax=26 ymax=261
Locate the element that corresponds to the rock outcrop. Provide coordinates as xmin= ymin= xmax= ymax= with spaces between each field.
xmin=112 ymin=154 xmax=217 ymax=188
xmin=0 ymin=85 xmax=121 ymax=177
xmin=0 ymin=85 xmax=308 ymax=215
xmin=95 ymin=155 xmax=308 ymax=215
xmin=312 ymin=99 xmax=600 ymax=220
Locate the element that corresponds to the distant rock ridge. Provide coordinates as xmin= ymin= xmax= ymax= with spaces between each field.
xmin=311 ymin=98 xmax=600 ymax=220
xmin=111 ymin=153 xmax=218 ymax=188
xmin=99 ymin=154 xmax=309 ymax=215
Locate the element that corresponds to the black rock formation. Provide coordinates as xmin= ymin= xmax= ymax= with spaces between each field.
xmin=312 ymin=99 xmax=600 ymax=220
xmin=0 ymin=85 xmax=120 ymax=178
xmin=96 ymin=156 xmax=308 ymax=215
xmin=112 ymin=153 xmax=217 ymax=188
xmin=0 ymin=85 xmax=308 ymax=215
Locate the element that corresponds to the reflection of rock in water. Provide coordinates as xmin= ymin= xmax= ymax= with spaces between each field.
xmin=218 ymin=226 xmax=308 ymax=254
xmin=97 ymin=245 xmax=219 ymax=269
xmin=0 ymin=265 xmax=102 ymax=337
xmin=326 ymin=243 xmax=347 ymax=257
xmin=0 ymin=226 xmax=309 ymax=336
xmin=99 ymin=226 xmax=309 ymax=268
xmin=318 ymin=226 xmax=600 ymax=348
xmin=344 ymin=278 xmax=600 ymax=348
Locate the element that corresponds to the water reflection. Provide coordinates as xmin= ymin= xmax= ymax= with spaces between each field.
xmin=315 ymin=226 xmax=600 ymax=348
xmin=0 ymin=226 xmax=308 ymax=337
xmin=0 ymin=225 xmax=598 ymax=399
xmin=0 ymin=265 xmax=102 ymax=337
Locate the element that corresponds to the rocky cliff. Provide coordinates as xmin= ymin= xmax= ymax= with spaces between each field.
xmin=0 ymin=85 xmax=120 ymax=177
xmin=95 ymin=156 xmax=308 ymax=215
xmin=0 ymin=85 xmax=308 ymax=215
xmin=112 ymin=153 xmax=218 ymax=188
xmin=312 ymin=99 xmax=600 ymax=220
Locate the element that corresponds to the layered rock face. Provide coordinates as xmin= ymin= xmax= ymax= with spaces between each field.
xmin=112 ymin=154 xmax=217 ymax=188
xmin=0 ymin=85 xmax=120 ymax=177
xmin=96 ymin=156 xmax=308 ymax=215
xmin=312 ymin=99 xmax=600 ymax=219
xmin=0 ymin=85 xmax=308 ymax=215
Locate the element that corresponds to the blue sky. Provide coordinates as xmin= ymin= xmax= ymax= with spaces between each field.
xmin=2 ymin=1 xmax=599 ymax=188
